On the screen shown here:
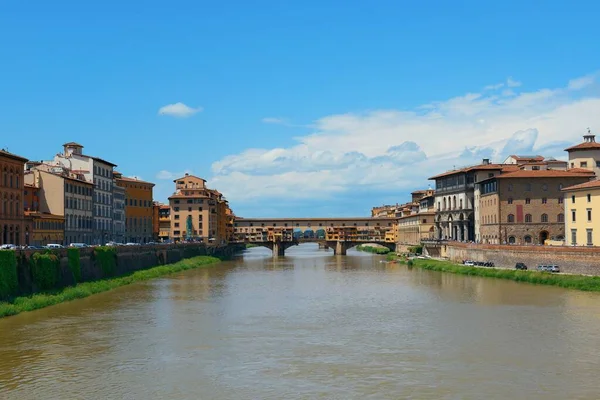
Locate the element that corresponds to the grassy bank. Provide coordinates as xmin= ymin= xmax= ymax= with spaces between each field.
xmin=403 ymin=258 xmax=600 ymax=292
xmin=356 ymin=245 xmax=391 ymax=255
xmin=0 ymin=256 xmax=222 ymax=318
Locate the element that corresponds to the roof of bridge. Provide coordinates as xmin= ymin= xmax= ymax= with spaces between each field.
xmin=234 ymin=217 xmax=397 ymax=221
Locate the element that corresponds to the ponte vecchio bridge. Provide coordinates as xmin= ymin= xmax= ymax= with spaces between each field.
xmin=233 ymin=217 xmax=397 ymax=256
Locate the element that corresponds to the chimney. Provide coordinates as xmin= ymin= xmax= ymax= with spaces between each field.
xmin=482 ymin=158 xmax=490 ymax=165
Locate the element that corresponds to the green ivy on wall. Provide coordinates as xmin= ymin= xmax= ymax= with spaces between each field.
xmin=67 ymin=248 xmax=82 ymax=283
xmin=31 ymin=253 xmax=59 ymax=291
xmin=0 ymin=250 xmax=18 ymax=300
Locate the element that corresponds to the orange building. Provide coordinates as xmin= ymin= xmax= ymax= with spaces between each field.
xmin=0 ymin=150 xmax=29 ymax=246
xmin=116 ymin=173 xmax=155 ymax=244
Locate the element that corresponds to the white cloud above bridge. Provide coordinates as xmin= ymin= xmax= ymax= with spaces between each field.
xmin=207 ymin=72 xmax=600 ymax=216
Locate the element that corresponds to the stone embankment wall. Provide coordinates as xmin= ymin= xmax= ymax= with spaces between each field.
xmin=426 ymin=242 xmax=600 ymax=276
xmin=10 ymin=243 xmax=244 ymax=296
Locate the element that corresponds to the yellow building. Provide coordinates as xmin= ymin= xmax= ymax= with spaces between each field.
xmin=566 ymin=132 xmax=600 ymax=177
xmin=397 ymin=193 xmax=436 ymax=245
xmin=26 ymin=212 xmax=65 ymax=246
xmin=562 ymin=179 xmax=600 ymax=246
xmin=168 ymin=174 xmax=230 ymax=244
xmin=116 ymin=172 xmax=155 ymax=244
xmin=157 ymin=203 xmax=171 ymax=241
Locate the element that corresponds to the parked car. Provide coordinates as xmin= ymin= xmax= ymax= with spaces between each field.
xmin=69 ymin=243 xmax=89 ymax=248
xmin=125 ymin=242 xmax=139 ymax=246
xmin=515 ymin=262 xmax=528 ymax=270
xmin=26 ymin=245 xmax=44 ymax=250
xmin=549 ymin=265 xmax=560 ymax=273
xmin=0 ymin=244 xmax=16 ymax=250
xmin=463 ymin=260 xmax=475 ymax=266
xmin=45 ymin=244 xmax=64 ymax=249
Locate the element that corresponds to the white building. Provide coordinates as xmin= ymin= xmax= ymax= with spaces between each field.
xmin=50 ymin=142 xmax=117 ymax=245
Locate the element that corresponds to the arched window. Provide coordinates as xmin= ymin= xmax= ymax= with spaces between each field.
xmin=507 ymin=214 xmax=515 ymax=223
xmin=525 ymin=214 xmax=532 ymax=223
xmin=443 ymin=198 xmax=447 ymax=210
xmin=558 ymin=213 xmax=564 ymax=223
xmin=508 ymin=236 xmax=516 ymax=244
xmin=459 ymin=199 xmax=463 ymax=209
xmin=524 ymin=235 xmax=532 ymax=244
xmin=541 ymin=214 xmax=548 ymax=223
xmin=452 ymin=196 xmax=457 ymax=210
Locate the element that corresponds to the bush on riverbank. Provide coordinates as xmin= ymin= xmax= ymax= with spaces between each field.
xmin=68 ymin=248 xmax=82 ymax=283
xmin=0 ymin=251 xmax=18 ymax=300
xmin=0 ymin=256 xmax=222 ymax=318
xmin=407 ymin=245 xmax=423 ymax=255
xmin=408 ymin=258 xmax=600 ymax=292
xmin=356 ymin=245 xmax=391 ymax=254
xmin=31 ymin=252 xmax=60 ymax=291
xmin=93 ymin=246 xmax=117 ymax=277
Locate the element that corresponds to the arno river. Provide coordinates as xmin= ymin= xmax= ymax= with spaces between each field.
xmin=2 ymin=245 xmax=600 ymax=399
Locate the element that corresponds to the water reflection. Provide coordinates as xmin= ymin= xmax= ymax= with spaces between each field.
xmin=1 ymin=244 xmax=600 ymax=399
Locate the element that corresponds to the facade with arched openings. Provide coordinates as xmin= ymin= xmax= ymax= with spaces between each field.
xmin=0 ymin=150 xmax=29 ymax=246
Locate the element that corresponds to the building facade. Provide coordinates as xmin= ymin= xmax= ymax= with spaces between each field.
xmin=168 ymin=174 xmax=227 ymax=243
xmin=113 ymin=182 xmax=126 ymax=243
xmin=117 ymin=175 xmax=154 ymax=243
xmin=562 ymin=180 xmax=600 ymax=246
xmin=430 ymin=160 xmax=512 ymax=242
xmin=25 ymin=165 xmax=94 ymax=245
xmin=477 ymin=169 xmax=593 ymax=245
xmin=397 ymin=192 xmax=436 ymax=245
xmin=565 ymin=132 xmax=600 ymax=177
xmin=156 ymin=203 xmax=171 ymax=241
xmin=27 ymin=212 xmax=65 ymax=246
xmin=0 ymin=150 xmax=28 ymax=246
xmin=51 ymin=142 xmax=117 ymax=245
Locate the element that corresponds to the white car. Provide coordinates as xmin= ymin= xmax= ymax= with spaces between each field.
xmin=45 ymin=244 xmax=64 ymax=249
xmin=0 ymin=244 xmax=16 ymax=250
xmin=463 ymin=260 xmax=475 ymax=266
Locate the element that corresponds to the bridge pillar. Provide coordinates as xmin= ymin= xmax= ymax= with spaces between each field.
xmin=334 ymin=241 xmax=347 ymax=256
xmin=272 ymin=241 xmax=286 ymax=257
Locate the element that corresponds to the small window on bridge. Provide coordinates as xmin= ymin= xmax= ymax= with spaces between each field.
xmin=377 ymin=223 xmax=380 ymax=226
xmin=296 ymin=223 xmax=300 ymax=227
xmin=284 ymin=223 xmax=288 ymax=227
xmin=354 ymin=223 xmax=357 ymax=226
xmin=342 ymin=223 xmax=345 ymax=226
xmin=273 ymin=223 xmax=277 ymax=226
xmin=365 ymin=223 xmax=369 ymax=226
xmin=250 ymin=223 xmax=253 ymax=227
xmin=319 ymin=223 xmax=322 ymax=226
xmin=330 ymin=223 xmax=334 ymax=227
xmin=261 ymin=223 xmax=265 ymax=227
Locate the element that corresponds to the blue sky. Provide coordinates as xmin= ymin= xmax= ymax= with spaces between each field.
xmin=2 ymin=0 xmax=600 ymax=217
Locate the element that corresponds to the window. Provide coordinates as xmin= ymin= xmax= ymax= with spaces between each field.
xmin=174 ymin=207 xmax=179 ymax=212
xmin=524 ymin=235 xmax=532 ymax=244
xmin=525 ymin=198 xmax=531 ymax=204
xmin=542 ymin=198 xmax=547 ymax=204
xmin=525 ymin=183 xmax=532 ymax=191
xmin=542 ymin=184 xmax=548 ymax=191
xmin=572 ymin=210 xmax=576 ymax=222
xmin=508 ymin=236 xmax=516 ymax=244
xmin=508 ymin=184 xmax=513 ymax=192
xmin=558 ymin=197 xmax=564 ymax=204
xmin=525 ymin=214 xmax=532 ymax=223
xmin=507 ymin=214 xmax=515 ymax=222
xmin=198 ymin=207 xmax=203 ymax=211
xmin=571 ymin=229 xmax=577 ymax=245
xmin=581 ymin=161 xmax=588 ymax=168
xmin=541 ymin=213 xmax=548 ymax=223
xmin=174 ymin=223 xmax=179 ymax=227
xmin=587 ymin=229 xmax=593 ymax=246
xmin=188 ymin=207 xmax=192 ymax=212
xmin=588 ymin=194 xmax=592 ymax=202
xmin=559 ymin=183 xmax=563 ymax=190
xmin=588 ymin=209 xmax=592 ymax=222
xmin=508 ymin=198 xmax=513 ymax=204
xmin=174 ymin=230 xmax=180 ymax=235
xmin=570 ymin=162 xmax=574 ymax=168
xmin=572 ymin=195 xmax=576 ymax=203
xmin=597 ymin=160 xmax=600 ymax=168
xmin=174 ymin=200 xmax=180 ymax=204
xmin=174 ymin=214 xmax=180 ymax=220
xmin=187 ymin=199 xmax=193 ymax=204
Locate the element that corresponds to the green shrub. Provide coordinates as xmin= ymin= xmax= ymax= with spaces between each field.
xmin=0 ymin=250 xmax=18 ymax=300
xmin=407 ymin=259 xmax=414 ymax=267
xmin=356 ymin=245 xmax=391 ymax=254
xmin=94 ymin=246 xmax=117 ymax=277
xmin=31 ymin=253 xmax=59 ymax=291
xmin=408 ymin=245 xmax=423 ymax=255
xmin=67 ymin=248 xmax=82 ymax=283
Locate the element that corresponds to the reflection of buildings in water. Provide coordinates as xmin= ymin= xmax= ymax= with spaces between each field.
xmin=563 ymin=291 xmax=600 ymax=322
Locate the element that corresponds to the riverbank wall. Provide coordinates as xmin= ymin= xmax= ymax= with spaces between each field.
xmin=1 ymin=243 xmax=244 ymax=298
xmin=423 ymin=242 xmax=600 ymax=275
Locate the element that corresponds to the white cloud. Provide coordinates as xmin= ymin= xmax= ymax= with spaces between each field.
xmin=484 ymin=83 xmax=504 ymax=90
xmin=158 ymin=102 xmax=203 ymax=118
xmin=156 ymin=170 xmax=193 ymax=180
xmin=507 ymin=77 xmax=522 ymax=87
xmin=568 ymin=75 xmax=595 ymax=90
xmin=208 ymin=72 xmax=600 ymax=210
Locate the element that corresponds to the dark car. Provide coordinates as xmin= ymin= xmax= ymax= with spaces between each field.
xmin=515 ymin=262 xmax=527 ymax=270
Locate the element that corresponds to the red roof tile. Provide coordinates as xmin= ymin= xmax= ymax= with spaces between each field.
xmin=496 ymin=169 xmax=594 ymax=179
xmin=562 ymin=179 xmax=600 ymax=191
xmin=565 ymin=142 xmax=600 ymax=151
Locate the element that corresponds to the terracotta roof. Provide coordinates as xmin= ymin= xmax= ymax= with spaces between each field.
xmin=25 ymin=211 xmax=65 ymax=220
xmin=562 ymin=179 xmax=600 ymax=192
xmin=567 ymin=167 xmax=593 ymax=173
xmin=0 ymin=150 xmax=28 ymax=163
xmin=429 ymin=163 xmax=506 ymax=179
xmin=565 ymin=142 xmax=600 ymax=151
xmin=117 ymin=176 xmax=155 ymax=186
xmin=63 ymin=142 xmax=83 ymax=147
xmin=509 ymin=155 xmax=544 ymax=161
xmin=496 ymin=170 xmax=595 ymax=179
xmin=89 ymin=155 xmax=117 ymax=167
xmin=173 ymin=174 xmax=206 ymax=182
